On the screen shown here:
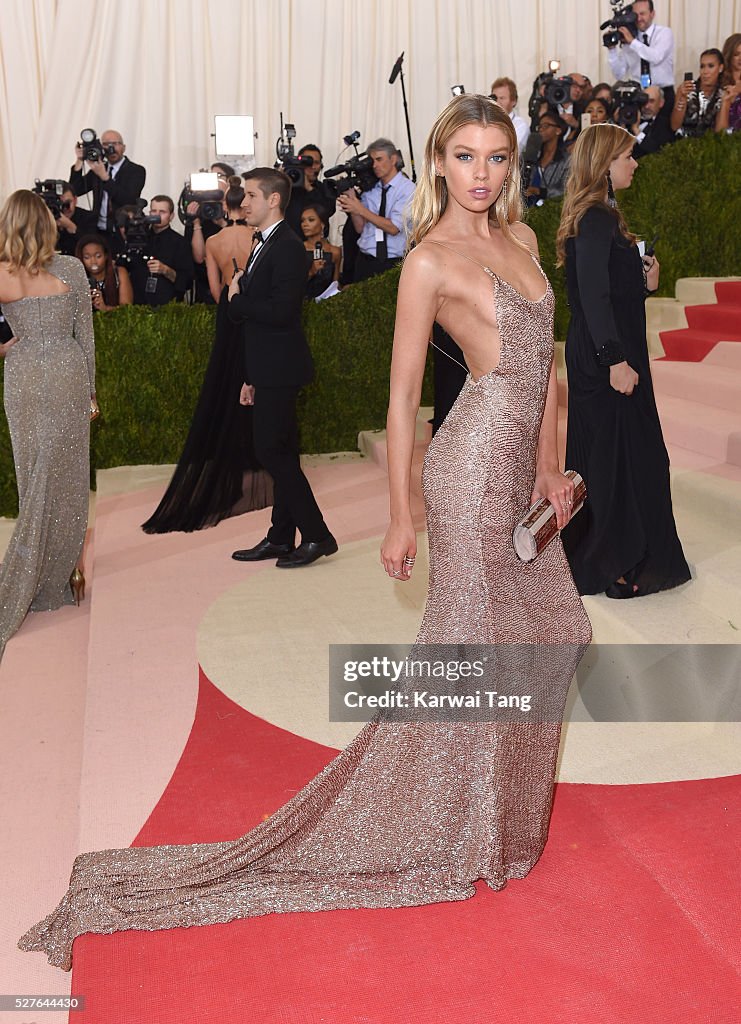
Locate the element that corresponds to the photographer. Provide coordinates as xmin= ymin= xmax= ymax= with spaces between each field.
xmin=284 ymin=145 xmax=337 ymax=237
xmin=672 ymin=50 xmax=726 ymax=137
xmin=337 ymin=138 xmax=415 ymax=282
xmin=127 ymin=196 xmax=193 ymax=306
xmin=69 ymin=129 xmax=146 ymax=249
xmin=632 ymin=85 xmax=674 ymax=156
xmin=606 ymin=2 xmax=675 ymax=114
xmin=55 ymin=183 xmax=97 ymax=256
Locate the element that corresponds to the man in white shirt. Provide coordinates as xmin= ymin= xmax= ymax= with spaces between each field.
xmin=337 ymin=138 xmax=416 ymax=282
xmin=607 ymin=0 xmax=675 ymax=114
xmin=490 ymin=77 xmax=530 ymax=152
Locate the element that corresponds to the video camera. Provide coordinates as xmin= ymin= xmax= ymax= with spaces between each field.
xmin=116 ymin=199 xmax=160 ymax=258
xmin=323 ymin=131 xmax=377 ymax=199
xmin=613 ymin=80 xmax=649 ymax=126
xmin=32 ymin=179 xmax=67 ymax=219
xmin=78 ymin=129 xmax=117 ymax=164
xmin=600 ymin=0 xmax=639 ymax=48
xmin=177 ymin=172 xmax=225 ymax=225
xmin=274 ymin=114 xmax=313 ymax=188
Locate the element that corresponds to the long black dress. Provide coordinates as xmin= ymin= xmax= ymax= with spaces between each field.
xmin=142 ymin=288 xmax=272 ymax=533
xmin=560 ymin=205 xmax=691 ymax=596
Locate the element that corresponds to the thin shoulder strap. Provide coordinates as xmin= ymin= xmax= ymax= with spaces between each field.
xmin=423 ymin=238 xmax=496 ymax=279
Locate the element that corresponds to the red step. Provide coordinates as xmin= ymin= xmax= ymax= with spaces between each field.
xmin=715 ymin=281 xmax=741 ymax=303
xmin=685 ymin=303 xmax=741 ymax=334
xmin=659 ymin=328 xmax=741 ymax=362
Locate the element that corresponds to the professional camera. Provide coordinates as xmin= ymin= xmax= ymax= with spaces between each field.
xmin=32 ymin=179 xmax=66 ymax=219
xmin=78 ymin=128 xmax=117 ymax=164
xmin=613 ymin=79 xmax=649 ymax=126
xmin=116 ymin=200 xmax=159 ymax=258
xmin=273 ymin=114 xmax=313 ymax=188
xmin=526 ymin=61 xmax=571 ymax=128
xmin=324 ymin=154 xmax=376 ymax=198
xmin=177 ymin=172 xmax=225 ymax=225
xmin=323 ymin=131 xmax=377 ymax=198
xmin=600 ymin=0 xmax=639 ymax=48
xmin=544 ymin=76 xmax=574 ymax=107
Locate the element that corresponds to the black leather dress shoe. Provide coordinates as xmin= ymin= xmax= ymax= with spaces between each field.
xmin=275 ymin=536 xmax=338 ymax=568
xmin=232 ymin=538 xmax=295 ymax=562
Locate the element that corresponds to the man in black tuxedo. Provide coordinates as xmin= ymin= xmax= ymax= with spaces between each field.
xmin=631 ymin=86 xmax=675 ymax=158
xmin=227 ymin=168 xmax=337 ymax=568
xmin=69 ymin=129 xmax=146 ymax=252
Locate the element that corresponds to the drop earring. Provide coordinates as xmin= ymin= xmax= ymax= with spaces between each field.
xmin=501 ymin=177 xmax=509 ymax=203
xmin=606 ymin=170 xmax=617 ymax=208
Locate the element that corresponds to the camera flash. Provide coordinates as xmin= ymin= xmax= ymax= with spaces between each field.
xmin=451 ymin=84 xmax=466 ymax=96
xmin=549 ymin=59 xmax=561 ymax=72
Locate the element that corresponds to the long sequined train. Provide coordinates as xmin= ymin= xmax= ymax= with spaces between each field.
xmin=19 ymin=253 xmax=591 ymax=970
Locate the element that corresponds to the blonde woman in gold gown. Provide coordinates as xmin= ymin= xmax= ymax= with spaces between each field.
xmin=0 ymin=191 xmax=96 ymax=660
xmin=20 ymin=97 xmax=589 ymax=970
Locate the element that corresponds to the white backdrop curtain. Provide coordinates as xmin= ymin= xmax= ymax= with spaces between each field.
xmin=1 ymin=0 xmax=739 ymax=210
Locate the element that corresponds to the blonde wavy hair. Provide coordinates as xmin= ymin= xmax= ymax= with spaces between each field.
xmin=556 ymin=124 xmax=637 ymax=266
xmin=0 ymin=189 xmax=58 ymax=274
xmin=407 ymin=93 xmax=523 ymax=249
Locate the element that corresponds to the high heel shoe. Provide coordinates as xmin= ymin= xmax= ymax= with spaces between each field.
xmin=70 ymin=568 xmax=86 ymax=605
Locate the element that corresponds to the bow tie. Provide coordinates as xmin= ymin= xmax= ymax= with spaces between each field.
xmin=252 ymin=230 xmax=263 ymax=243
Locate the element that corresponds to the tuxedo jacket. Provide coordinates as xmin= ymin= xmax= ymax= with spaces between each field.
xmin=69 ymin=156 xmax=146 ymax=227
xmin=228 ymin=221 xmax=313 ymax=388
xmin=633 ymin=117 xmax=675 ymax=159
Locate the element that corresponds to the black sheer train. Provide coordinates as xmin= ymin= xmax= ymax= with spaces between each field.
xmin=142 ymin=288 xmax=272 ymax=534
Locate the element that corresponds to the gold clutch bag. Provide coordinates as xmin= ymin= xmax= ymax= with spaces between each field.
xmin=512 ymin=470 xmax=586 ymax=563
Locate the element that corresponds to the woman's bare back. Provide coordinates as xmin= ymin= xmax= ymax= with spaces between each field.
xmin=206 ymin=225 xmax=255 ymax=286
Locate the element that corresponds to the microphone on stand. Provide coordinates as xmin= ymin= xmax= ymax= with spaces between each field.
xmin=389 ymin=52 xmax=404 ymax=85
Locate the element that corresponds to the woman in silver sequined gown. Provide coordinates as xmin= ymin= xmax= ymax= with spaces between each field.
xmin=20 ymin=98 xmax=590 ymax=971
xmin=0 ymin=191 xmax=95 ymax=661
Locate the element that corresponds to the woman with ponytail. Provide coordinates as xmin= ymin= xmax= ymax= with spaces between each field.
xmin=556 ymin=124 xmax=690 ymax=598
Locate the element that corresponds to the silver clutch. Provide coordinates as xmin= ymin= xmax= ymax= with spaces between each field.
xmin=513 ymin=470 xmax=586 ymax=563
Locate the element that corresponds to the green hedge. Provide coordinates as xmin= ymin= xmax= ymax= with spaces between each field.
xmin=1 ymin=133 xmax=739 ymax=517
xmin=527 ymin=131 xmax=741 ymax=340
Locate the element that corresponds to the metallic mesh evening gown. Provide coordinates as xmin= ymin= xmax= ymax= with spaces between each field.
xmin=20 ymin=252 xmax=591 ymax=970
xmin=0 ymin=255 xmax=94 ymax=660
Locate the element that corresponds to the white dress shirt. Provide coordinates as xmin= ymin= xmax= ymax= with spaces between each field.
xmin=246 ymin=218 xmax=283 ymax=273
xmin=98 ymin=156 xmax=126 ymax=230
xmin=511 ymin=110 xmax=530 ymax=152
xmin=358 ymin=171 xmax=416 ymax=259
xmin=607 ymin=23 xmax=675 ymax=89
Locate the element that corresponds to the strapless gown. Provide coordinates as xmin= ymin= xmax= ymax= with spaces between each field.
xmin=0 ymin=255 xmax=94 ymax=659
xmin=19 ymin=254 xmax=591 ymax=970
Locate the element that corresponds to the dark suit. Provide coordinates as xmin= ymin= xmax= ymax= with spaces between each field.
xmin=633 ymin=117 xmax=675 ymax=159
xmin=69 ymin=156 xmax=146 ymax=231
xmin=228 ymin=220 xmax=330 ymax=545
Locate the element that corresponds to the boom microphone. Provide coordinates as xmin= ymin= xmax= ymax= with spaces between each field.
xmin=389 ymin=52 xmax=404 ymax=85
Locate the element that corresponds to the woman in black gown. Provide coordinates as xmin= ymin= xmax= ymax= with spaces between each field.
xmin=142 ymin=181 xmax=272 ymax=533
xmin=557 ymin=124 xmax=690 ymax=598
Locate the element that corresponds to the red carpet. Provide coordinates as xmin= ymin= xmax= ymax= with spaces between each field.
xmin=69 ymin=671 xmax=741 ymax=1023
xmin=660 ymin=282 xmax=741 ymax=362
